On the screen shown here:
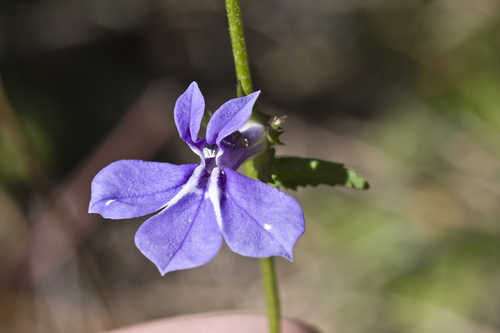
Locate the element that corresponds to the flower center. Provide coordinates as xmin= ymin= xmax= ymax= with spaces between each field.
xmin=203 ymin=144 xmax=218 ymax=159
xmin=202 ymin=144 xmax=218 ymax=173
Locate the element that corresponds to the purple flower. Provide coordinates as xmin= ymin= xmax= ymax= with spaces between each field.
xmin=89 ymin=82 xmax=305 ymax=275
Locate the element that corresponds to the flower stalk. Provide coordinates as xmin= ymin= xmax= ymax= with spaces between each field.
xmin=225 ymin=0 xmax=253 ymax=96
xmin=225 ymin=1 xmax=282 ymax=332
xmin=261 ymin=257 xmax=281 ymax=333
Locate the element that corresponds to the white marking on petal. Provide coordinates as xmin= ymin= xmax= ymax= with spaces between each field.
xmin=207 ymin=167 xmax=223 ymax=230
xmin=159 ymin=165 xmax=205 ymax=211
xmin=263 ymin=224 xmax=272 ymax=231
xmin=203 ymin=147 xmax=217 ymax=158
xmin=105 ymin=199 xmax=115 ymax=206
xmin=214 ymin=146 xmax=226 ymax=167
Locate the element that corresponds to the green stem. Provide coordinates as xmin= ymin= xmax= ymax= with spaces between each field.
xmin=260 ymin=257 xmax=281 ymax=333
xmin=225 ymin=0 xmax=253 ymax=96
xmin=225 ymin=1 xmax=281 ymax=333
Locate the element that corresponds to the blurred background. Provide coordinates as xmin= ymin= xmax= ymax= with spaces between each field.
xmin=1 ymin=0 xmax=500 ymax=332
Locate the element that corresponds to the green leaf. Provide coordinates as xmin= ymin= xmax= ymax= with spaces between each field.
xmin=271 ymin=157 xmax=370 ymax=190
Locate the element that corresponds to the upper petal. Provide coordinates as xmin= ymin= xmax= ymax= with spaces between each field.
xmin=210 ymin=168 xmax=304 ymax=260
xmin=89 ymin=160 xmax=197 ymax=219
xmin=174 ymin=82 xmax=205 ymax=144
xmin=205 ymin=91 xmax=260 ymax=145
xmin=134 ymin=189 xmax=222 ymax=275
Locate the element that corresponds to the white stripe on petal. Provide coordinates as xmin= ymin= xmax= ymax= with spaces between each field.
xmin=159 ymin=165 xmax=205 ymax=211
xmin=207 ymin=167 xmax=223 ymax=230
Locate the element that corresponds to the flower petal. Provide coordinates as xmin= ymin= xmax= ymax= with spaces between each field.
xmin=174 ymin=82 xmax=205 ymax=144
xmin=211 ymin=168 xmax=304 ymax=260
xmin=89 ymin=160 xmax=197 ymax=219
xmin=216 ymin=121 xmax=266 ymax=170
xmin=134 ymin=190 xmax=222 ymax=275
xmin=205 ymin=91 xmax=260 ymax=145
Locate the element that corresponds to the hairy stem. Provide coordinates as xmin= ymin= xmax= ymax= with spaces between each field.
xmin=225 ymin=1 xmax=281 ymax=332
xmin=225 ymin=0 xmax=253 ymax=96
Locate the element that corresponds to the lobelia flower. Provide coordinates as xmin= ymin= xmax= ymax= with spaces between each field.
xmin=88 ymin=82 xmax=305 ymax=275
